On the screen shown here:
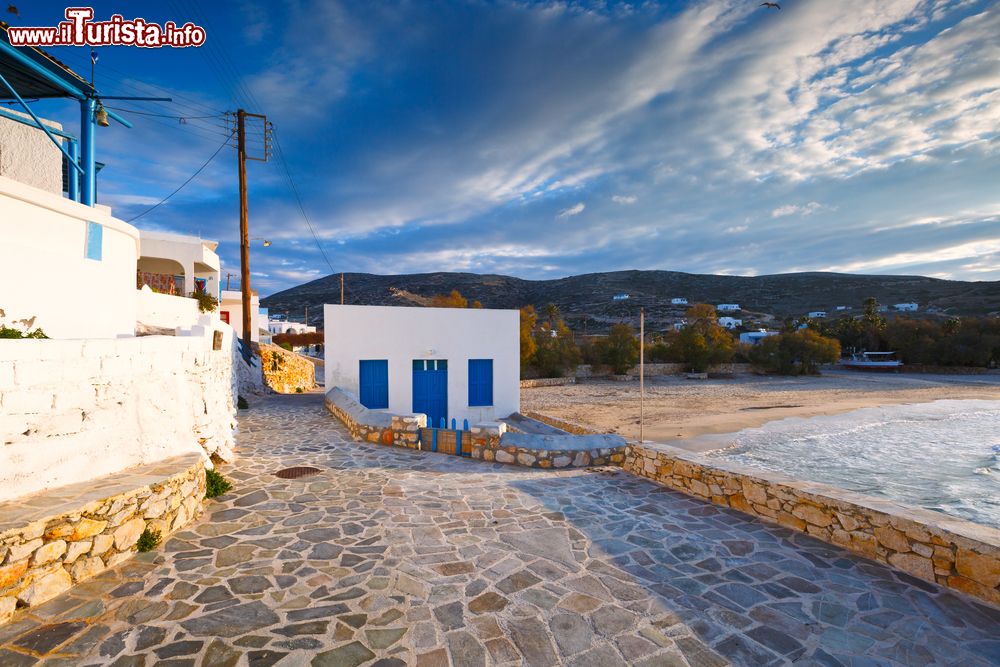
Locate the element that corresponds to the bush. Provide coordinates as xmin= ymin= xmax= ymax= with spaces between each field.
xmin=136 ymin=528 xmax=161 ymax=552
xmin=295 ymin=386 xmax=304 ymax=393
xmin=205 ymin=469 xmax=232 ymax=499
xmin=0 ymin=309 xmax=47 ymax=339
xmin=672 ymin=304 xmax=735 ymax=372
xmin=748 ymin=329 xmax=841 ymax=375
xmin=190 ymin=291 xmax=218 ymax=313
xmin=237 ymin=395 xmax=249 ymax=409
xmin=599 ymin=323 xmax=640 ymax=374
xmin=279 ymin=342 xmax=293 ymax=352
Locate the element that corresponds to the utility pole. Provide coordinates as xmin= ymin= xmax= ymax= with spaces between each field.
xmin=340 ymin=273 xmax=344 ymax=305
xmin=640 ymin=308 xmax=645 ymax=443
xmin=230 ymin=109 xmax=271 ymax=351
xmin=304 ymin=305 xmax=308 ymax=326
xmin=226 ymin=272 xmax=233 ymax=291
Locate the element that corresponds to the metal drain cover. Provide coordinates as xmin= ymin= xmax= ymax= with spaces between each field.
xmin=275 ymin=466 xmax=322 ymax=479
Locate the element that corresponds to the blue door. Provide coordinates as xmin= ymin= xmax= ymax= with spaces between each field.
xmin=412 ymin=360 xmax=447 ymax=427
xmin=359 ymin=360 xmax=388 ymax=409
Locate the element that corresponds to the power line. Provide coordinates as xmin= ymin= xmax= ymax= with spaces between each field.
xmin=127 ymin=131 xmax=234 ymax=222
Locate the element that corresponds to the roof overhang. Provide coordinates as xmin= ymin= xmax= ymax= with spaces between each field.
xmin=0 ymin=21 xmax=96 ymax=100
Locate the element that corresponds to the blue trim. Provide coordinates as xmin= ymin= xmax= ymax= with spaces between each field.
xmin=0 ymin=73 xmax=84 ymax=175
xmin=85 ymin=221 xmax=102 ymax=261
xmin=0 ymin=39 xmax=92 ymax=100
xmin=80 ymin=97 xmax=96 ymax=206
xmin=67 ymin=139 xmax=79 ymax=201
xmin=468 ymin=359 xmax=494 ymax=407
xmin=358 ymin=360 xmax=389 ymax=409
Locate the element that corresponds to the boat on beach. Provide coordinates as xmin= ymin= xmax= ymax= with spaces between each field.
xmin=841 ymin=351 xmax=904 ymax=371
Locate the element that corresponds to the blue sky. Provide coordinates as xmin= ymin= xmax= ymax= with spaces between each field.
xmin=16 ymin=0 xmax=1000 ymax=295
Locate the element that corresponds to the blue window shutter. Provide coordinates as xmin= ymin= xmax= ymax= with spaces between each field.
xmin=359 ymin=360 xmax=388 ymax=409
xmin=85 ymin=221 xmax=103 ymax=260
xmin=468 ymin=359 xmax=493 ymax=406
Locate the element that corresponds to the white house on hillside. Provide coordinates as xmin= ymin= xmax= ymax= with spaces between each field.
xmin=138 ymin=230 xmax=221 ymax=298
xmin=324 ymin=305 xmax=519 ymax=427
xmin=894 ymin=303 xmax=918 ymax=312
xmin=717 ymin=303 xmax=741 ymax=312
xmin=718 ymin=317 xmax=742 ymax=329
xmin=740 ymin=330 xmax=779 ymax=345
xmin=671 ymin=297 xmax=688 ymax=305
xmin=808 ymin=311 xmax=827 ymax=319
xmin=220 ymin=290 xmax=262 ymax=342
xmin=269 ymin=319 xmax=317 ymax=335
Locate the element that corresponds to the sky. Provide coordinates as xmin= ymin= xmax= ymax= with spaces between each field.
xmin=14 ymin=0 xmax=1000 ymax=296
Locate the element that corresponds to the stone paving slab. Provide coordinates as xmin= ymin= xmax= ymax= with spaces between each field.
xmin=1 ymin=393 xmax=998 ymax=665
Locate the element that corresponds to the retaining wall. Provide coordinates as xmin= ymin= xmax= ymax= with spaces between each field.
xmin=0 ymin=454 xmax=204 ymax=624
xmin=0 ymin=327 xmax=237 ymax=502
xmin=575 ymin=363 xmax=753 ymax=378
xmin=624 ymin=441 xmax=1000 ymax=607
xmin=261 ymin=344 xmax=317 ymax=394
xmin=520 ymin=377 xmax=577 ymax=388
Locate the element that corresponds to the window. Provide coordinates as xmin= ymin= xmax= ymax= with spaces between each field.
xmin=413 ymin=360 xmax=447 ymax=371
xmin=468 ymin=359 xmax=493 ymax=407
xmin=359 ymin=360 xmax=389 ymax=409
xmin=220 ymin=311 xmax=230 ymax=324
xmin=85 ymin=221 xmax=103 ymax=261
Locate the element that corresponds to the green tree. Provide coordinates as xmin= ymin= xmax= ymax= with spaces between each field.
xmin=600 ymin=323 xmax=640 ymax=374
xmin=672 ymin=304 xmax=736 ymax=371
xmin=749 ymin=329 xmax=841 ymax=375
xmin=431 ymin=290 xmax=469 ymax=308
xmin=531 ymin=304 xmax=581 ymax=377
xmin=519 ymin=305 xmax=538 ymax=372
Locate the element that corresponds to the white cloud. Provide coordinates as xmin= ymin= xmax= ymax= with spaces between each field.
xmin=772 ymin=202 xmax=823 ymax=218
xmin=612 ymin=194 xmax=637 ymax=204
xmin=557 ymin=202 xmax=586 ymax=218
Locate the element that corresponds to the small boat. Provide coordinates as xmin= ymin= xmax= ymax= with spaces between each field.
xmin=842 ymin=351 xmax=903 ymax=371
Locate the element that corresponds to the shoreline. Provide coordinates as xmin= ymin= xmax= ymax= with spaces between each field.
xmin=521 ymin=371 xmax=1000 ymax=449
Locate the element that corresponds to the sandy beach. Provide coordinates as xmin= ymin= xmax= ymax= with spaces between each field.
xmin=521 ymin=370 xmax=1000 ymax=450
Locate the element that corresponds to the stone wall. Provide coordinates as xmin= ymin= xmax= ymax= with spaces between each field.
xmin=623 ymin=442 xmax=1000 ymax=607
xmin=261 ymin=344 xmax=317 ymax=394
xmin=575 ymin=363 xmax=753 ymax=378
xmin=0 ymin=327 xmax=236 ymax=502
xmin=520 ymin=377 xmax=576 ymax=388
xmin=0 ymin=454 xmax=204 ymax=624
xmin=522 ymin=410 xmax=601 ymax=435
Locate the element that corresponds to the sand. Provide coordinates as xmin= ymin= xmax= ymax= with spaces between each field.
xmin=521 ymin=370 xmax=1000 ymax=451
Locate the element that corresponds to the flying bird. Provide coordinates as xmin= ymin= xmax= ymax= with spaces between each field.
xmin=760 ymin=2 xmax=780 ymax=8
xmin=7 ymin=4 xmax=19 ymax=16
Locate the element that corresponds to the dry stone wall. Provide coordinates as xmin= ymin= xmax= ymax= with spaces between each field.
xmin=0 ymin=454 xmax=204 ymax=624
xmin=624 ymin=442 xmax=1000 ymax=608
xmin=261 ymin=344 xmax=316 ymax=394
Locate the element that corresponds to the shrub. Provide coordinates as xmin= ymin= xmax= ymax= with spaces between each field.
xmin=599 ymin=323 xmax=640 ymax=374
xmin=295 ymin=386 xmax=304 ymax=393
xmin=136 ymin=528 xmax=161 ymax=552
xmin=205 ymin=469 xmax=232 ymax=499
xmin=279 ymin=342 xmax=293 ymax=352
xmin=672 ymin=304 xmax=736 ymax=372
xmin=237 ymin=395 xmax=249 ymax=409
xmin=0 ymin=309 xmax=47 ymax=339
xmin=748 ymin=329 xmax=840 ymax=375
xmin=190 ymin=291 xmax=218 ymax=313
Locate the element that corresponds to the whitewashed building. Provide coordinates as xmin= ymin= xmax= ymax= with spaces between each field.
xmin=138 ymin=230 xmax=221 ymax=299
xmin=717 ymin=303 xmax=741 ymax=312
xmin=268 ymin=319 xmax=317 ymax=335
xmin=807 ymin=311 xmax=827 ymax=319
xmin=894 ymin=303 xmax=918 ymax=312
xmin=324 ymin=305 xmax=519 ymax=427
xmin=220 ymin=290 xmax=261 ymax=342
xmin=740 ymin=330 xmax=779 ymax=345
xmin=718 ymin=317 xmax=743 ymax=329
xmin=671 ymin=297 xmax=688 ymax=305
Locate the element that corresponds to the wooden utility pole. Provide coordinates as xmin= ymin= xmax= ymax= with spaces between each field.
xmin=231 ymin=109 xmax=271 ymax=350
xmin=340 ymin=273 xmax=344 ymax=305
xmin=304 ymin=305 xmax=308 ymax=326
xmin=640 ymin=308 xmax=645 ymax=443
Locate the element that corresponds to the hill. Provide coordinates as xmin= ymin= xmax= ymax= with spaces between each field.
xmin=260 ymin=270 xmax=1000 ymax=333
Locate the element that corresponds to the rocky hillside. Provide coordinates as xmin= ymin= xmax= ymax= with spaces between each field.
xmin=261 ymin=270 xmax=1000 ymax=332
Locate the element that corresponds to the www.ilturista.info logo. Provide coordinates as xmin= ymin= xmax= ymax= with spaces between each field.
xmin=6 ymin=7 xmax=206 ymax=48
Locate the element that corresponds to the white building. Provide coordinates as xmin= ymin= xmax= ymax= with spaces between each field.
xmin=671 ymin=297 xmax=688 ymax=305
xmin=137 ymin=230 xmax=221 ymax=299
xmin=835 ymin=306 xmax=850 ymax=311
xmin=739 ymin=330 xmax=779 ymax=345
xmin=894 ymin=303 xmax=918 ymax=312
xmin=718 ymin=317 xmax=743 ymax=329
xmin=672 ymin=320 xmax=687 ymax=331
xmin=324 ymin=305 xmax=519 ymax=427
xmin=717 ymin=304 xmax=741 ymax=312
xmin=268 ymin=319 xmax=317 ymax=335
xmin=220 ymin=290 xmax=261 ymax=342
xmin=807 ymin=311 xmax=827 ymax=319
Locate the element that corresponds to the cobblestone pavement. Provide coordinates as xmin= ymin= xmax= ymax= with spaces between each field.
xmin=2 ymin=393 xmax=999 ymax=666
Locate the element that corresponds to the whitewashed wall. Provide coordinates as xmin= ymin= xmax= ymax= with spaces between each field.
xmin=324 ymin=305 xmax=520 ymax=425
xmin=0 ymin=112 xmax=63 ymax=195
xmin=0 ymin=176 xmax=139 ymax=339
xmin=0 ymin=328 xmax=237 ymax=503
xmin=136 ymin=287 xmax=202 ymax=329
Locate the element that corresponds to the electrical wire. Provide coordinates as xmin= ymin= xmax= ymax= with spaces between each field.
xmin=126 ymin=130 xmax=234 ymax=222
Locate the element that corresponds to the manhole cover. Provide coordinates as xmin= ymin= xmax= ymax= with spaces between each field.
xmin=275 ymin=466 xmax=322 ymax=479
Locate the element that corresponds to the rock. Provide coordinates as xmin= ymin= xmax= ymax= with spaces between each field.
xmin=888 ymin=553 xmax=934 ymax=581
xmin=495 ymin=450 xmax=515 ymax=464
xmin=312 ymin=641 xmax=375 ymax=667
xmin=64 ymin=540 xmax=92 ymax=564
xmin=875 ymin=526 xmax=910 ymax=553
xmin=32 ymin=540 xmax=67 ymax=566
xmin=113 ymin=518 xmax=146 ymax=551
xmin=8 ymin=538 xmax=43 ymax=563
xmin=180 ymin=601 xmax=280 ymax=637
xmin=0 ymin=560 xmax=29 ymax=589
xmin=955 ymin=549 xmax=1000 ymax=587
xmin=792 ymin=504 xmax=832 ymax=528
xmin=552 ymin=456 xmax=572 ymax=468
xmin=516 ymin=452 xmax=536 ymax=466
xmin=91 ymin=534 xmax=114 ymax=555
xmin=468 ymin=592 xmax=509 ymax=614
xmin=17 ymin=567 xmax=72 ymax=606
xmin=71 ymin=556 xmax=105 ymax=582
xmin=572 ymin=452 xmax=590 ymax=466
